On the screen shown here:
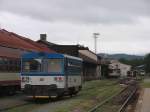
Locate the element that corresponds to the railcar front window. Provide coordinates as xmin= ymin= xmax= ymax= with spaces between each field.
xmin=23 ymin=59 xmax=42 ymax=72
xmin=48 ymin=59 xmax=63 ymax=73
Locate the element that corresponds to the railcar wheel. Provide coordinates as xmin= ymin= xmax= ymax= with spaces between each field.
xmin=68 ymin=89 xmax=74 ymax=97
xmin=73 ymin=86 xmax=80 ymax=95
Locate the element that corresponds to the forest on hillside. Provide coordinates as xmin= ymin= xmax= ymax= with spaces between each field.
xmin=119 ymin=53 xmax=150 ymax=73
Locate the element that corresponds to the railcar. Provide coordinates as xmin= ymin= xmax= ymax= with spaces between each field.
xmin=21 ymin=52 xmax=83 ymax=98
xmin=0 ymin=57 xmax=20 ymax=95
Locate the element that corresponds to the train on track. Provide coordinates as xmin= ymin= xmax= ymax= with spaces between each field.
xmin=0 ymin=57 xmax=20 ymax=95
xmin=21 ymin=52 xmax=83 ymax=98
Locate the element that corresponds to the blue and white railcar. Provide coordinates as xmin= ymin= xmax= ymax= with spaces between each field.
xmin=21 ymin=52 xmax=83 ymax=98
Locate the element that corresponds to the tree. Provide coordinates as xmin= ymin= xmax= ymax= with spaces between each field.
xmin=119 ymin=58 xmax=144 ymax=67
xmin=144 ymin=53 xmax=150 ymax=73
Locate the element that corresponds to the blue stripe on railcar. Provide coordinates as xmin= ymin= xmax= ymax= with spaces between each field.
xmin=22 ymin=52 xmax=64 ymax=59
xmin=21 ymin=73 xmax=64 ymax=76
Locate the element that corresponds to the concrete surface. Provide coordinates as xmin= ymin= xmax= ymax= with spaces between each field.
xmin=139 ymin=88 xmax=150 ymax=112
xmin=135 ymin=79 xmax=150 ymax=112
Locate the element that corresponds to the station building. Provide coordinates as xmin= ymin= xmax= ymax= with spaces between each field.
xmin=0 ymin=29 xmax=54 ymax=91
xmin=37 ymin=34 xmax=102 ymax=81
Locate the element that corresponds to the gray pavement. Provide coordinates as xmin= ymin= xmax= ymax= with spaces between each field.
xmin=140 ymin=79 xmax=150 ymax=112
xmin=140 ymin=88 xmax=150 ymax=112
xmin=143 ymin=78 xmax=150 ymax=83
xmin=135 ymin=79 xmax=150 ymax=112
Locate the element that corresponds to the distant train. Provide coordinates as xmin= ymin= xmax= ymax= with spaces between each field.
xmin=108 ymin=64 xmax=121 ymax=78
xmin=108 ymin=68 xmax=121 ymax=77
xmin=21 ymin=52 xmax=83 ymax=98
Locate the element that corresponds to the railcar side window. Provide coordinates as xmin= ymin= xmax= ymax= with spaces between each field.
xmin=67 ymin=59 xmax=82 ymax=75
xmin=0 ymin=57 xmax=20 ymax=72
xmin=0 ymin=58 xmax=3 ymax=71
xmin=48 ymin=59 xmax=63 ymax=73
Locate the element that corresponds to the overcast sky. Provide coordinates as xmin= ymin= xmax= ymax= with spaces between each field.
xmin=0 ymin=0 xmax=150 ymax=55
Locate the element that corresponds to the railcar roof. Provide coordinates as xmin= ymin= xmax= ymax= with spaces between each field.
xmin=22 ymin=52 xmax=82 ymax=61
xmin=64 ymin=54 xmax=82 ymax=61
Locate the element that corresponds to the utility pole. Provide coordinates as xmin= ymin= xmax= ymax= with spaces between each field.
xmin=93 ymin=33 xmax=100 ymax=54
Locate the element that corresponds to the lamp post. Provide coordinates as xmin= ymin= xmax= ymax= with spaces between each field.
xmin=93 ymin=33 xmax=100 ymax=54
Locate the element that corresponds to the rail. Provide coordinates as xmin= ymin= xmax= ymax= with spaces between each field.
xmin=87 ymin=87 xmax=128 ymax=112
xmin=117 ymin=86 xmax=138 ymax=112
xmin=88 ymin=79 xmax=138 ymax=112
xmin=0 ymin=101 xmax=31 ymax=111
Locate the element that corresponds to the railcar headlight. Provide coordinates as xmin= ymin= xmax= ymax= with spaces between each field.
xmin=54 ymin=77 xmax=63 ymax=82
xmin=21 ymin=77 xmax=30 ymax=83
xmin=22 ymin=77 xmax=25 ymax=82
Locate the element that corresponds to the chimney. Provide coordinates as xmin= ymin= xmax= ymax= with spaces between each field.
xmin=40 ymin=34 xmax=47 ymax=41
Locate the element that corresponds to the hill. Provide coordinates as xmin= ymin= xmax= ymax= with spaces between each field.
xmin=98 ymin=53 xmax=144 ymax=60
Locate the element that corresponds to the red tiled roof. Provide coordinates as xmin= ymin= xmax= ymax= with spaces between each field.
xmin=0 ymin=29 xmax=55 ymax=53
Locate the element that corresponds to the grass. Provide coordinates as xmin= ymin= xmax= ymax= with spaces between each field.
xmin=141 ymin=79 xmax=150 ymax=88
xmin=97 ymin=104 xmax=121 ymax=112
xmin=141 ymin=82 xmax=150 ymax=88
xmin=137 ymin=75 xmax=150 ymax=88
xmin=4 ymin=79 xmax=123 ymax=112
xmin=53 ymin=80 xmax=123 ymax=112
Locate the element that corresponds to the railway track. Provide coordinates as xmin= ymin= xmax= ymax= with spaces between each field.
xmin=88 ymin=79 xmax=138 ymax=112
xmin=0 ymin=83 xmax=118 ymax=112
xmin=0 ymin=102 xmax=31 ymax=112
xmin=0 ymin=79 xmax=136 ymax=112
xmin=117 ymin=87 xmax=137 ymax=112
xmin=116 ymin=80 xmax=138 ymax=112
xmin=0 ymin=93 xmax=77 ymax=112
xmin=0 ymin=96 xmax=32 ymax=112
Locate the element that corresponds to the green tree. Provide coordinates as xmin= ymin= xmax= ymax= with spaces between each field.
xmin=119 ymin=58 xmax=144 ymax=67
xmin=144 ymin=53 xmax=150 ymax=73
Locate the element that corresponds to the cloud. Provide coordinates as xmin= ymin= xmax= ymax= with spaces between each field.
xmin=0 ymin=11 xmax=150 ymax=54
xmin=0 ymin=0 xmax=150 ymax=54
xmin=1 ymin=0 xmax=150 ymax=24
